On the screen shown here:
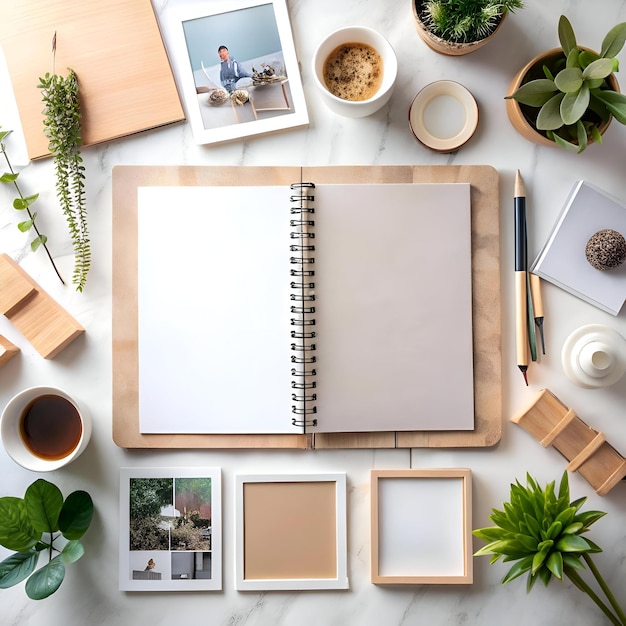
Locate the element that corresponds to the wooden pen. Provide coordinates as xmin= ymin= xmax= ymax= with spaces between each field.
xmin=514 ymin=170 xmax=529 ymax=384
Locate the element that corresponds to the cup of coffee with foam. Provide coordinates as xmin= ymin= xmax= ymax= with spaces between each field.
xmin=1 ymin=386 xmax=92 ymax=471
xmin=312 ymin=26 xmax=398 ymax=118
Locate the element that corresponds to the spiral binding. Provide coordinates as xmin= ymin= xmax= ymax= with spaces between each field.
xmin=289 ymin=180 xmax=317 ymax=427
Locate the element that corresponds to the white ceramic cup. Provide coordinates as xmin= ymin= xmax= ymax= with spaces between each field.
xmin=312 ymin=26 xmax=398 ymax=118
xmin=1 ymin=386 xmax=92 ymax=471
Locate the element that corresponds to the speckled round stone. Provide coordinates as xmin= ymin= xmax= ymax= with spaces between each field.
xmin=585 ymin=229 xmax=626 ymax=270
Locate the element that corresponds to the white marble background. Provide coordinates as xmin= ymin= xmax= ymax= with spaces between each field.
xmin=2 ymin=0 xmax=626 ymax=624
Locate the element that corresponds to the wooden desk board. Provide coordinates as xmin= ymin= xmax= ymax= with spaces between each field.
xmin=112 ymin=165 xmax=501 ymax=449
xmin=0 ymin=0 xmax=185 ymax=161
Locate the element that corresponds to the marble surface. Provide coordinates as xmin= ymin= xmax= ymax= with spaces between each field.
xmin=2 ymin=0 xmax=626 ymax=624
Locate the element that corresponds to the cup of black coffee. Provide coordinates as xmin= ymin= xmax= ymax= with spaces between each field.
xmin=1 ymin=386 xmax=92 ymax=471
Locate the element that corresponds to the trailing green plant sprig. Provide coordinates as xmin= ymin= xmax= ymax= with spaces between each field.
xmin=420 ymin=0 xmax=524 ymax=44
xmin=0 ymin=478 xmax=94 ymax=600
xmin=474 ymin=472 xmax=626 ymax=626
xmin=506 ymin=15 xmax=626 ymax=152
xmin=0 ymin=128 xmax=64 ymax=284
xmin=38 ymin=36 xmax=90 ymax=291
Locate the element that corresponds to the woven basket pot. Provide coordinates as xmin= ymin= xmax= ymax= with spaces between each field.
xmin=506 ymin=47 xmax=619 ymax=149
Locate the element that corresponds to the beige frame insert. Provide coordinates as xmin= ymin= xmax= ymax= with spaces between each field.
xmin=370 ymin=468 xmax=473 ymax=585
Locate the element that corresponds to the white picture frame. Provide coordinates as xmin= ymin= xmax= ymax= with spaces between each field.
xmin=119 ymin=467 xmax=222 ymax=591
xmin=161 ymin=0 xmax=308 ymax=145
xmin=235 ymin=473 xmax=348 ymax=591
xmin=370 ymin=468 xmax=473 ymax=585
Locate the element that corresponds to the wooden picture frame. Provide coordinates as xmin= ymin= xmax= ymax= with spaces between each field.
xmin=370 ymin=468 xmax=473 ymax=585
xmin=159 ymin=0 xmax=308 ymax=145
xmin=119 ymin=467 xmax=222 ymax=591
xmin=235 ymin=473 xmax=348 ymax=590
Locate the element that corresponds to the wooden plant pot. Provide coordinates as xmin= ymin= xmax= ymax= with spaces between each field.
xmin=506 ymin=47 xmax=619 ymax=149
xmin=412 ymin=0 xmax=507 ymax=56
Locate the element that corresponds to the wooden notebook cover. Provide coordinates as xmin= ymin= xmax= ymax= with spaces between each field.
xmin=112 ymin=165 xmax=501 ymax=449
xmin=0 ymin=0 xmax=184 ymax=161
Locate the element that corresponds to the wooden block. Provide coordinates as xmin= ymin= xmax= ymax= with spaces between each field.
xmin=0 ymin=254 xmax=84 ymax=359
xmin=0 ymin=335 xmax=20 ymax=367
xmin=512 ymin=389 xmax=626 ymax=496
xmin=0 ymin=256 xmax=37 ymax=316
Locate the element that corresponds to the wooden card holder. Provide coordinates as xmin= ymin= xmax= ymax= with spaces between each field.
xmin=0 ymin=254 xmax=84 ymax=359
xmin=0 ymin=335 xmax=19 ymax=367
xmin=511 ymin=389 xmax=626 ymax=496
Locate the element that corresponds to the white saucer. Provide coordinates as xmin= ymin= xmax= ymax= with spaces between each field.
xmin=409 ymin=80 xmax=478 ymax=153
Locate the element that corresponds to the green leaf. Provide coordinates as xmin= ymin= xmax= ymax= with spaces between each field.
xmin=592 ymin=90 xmax=626 ymax=124
xmin=472 ymin=526 xmax=505 ymax=542
xmin=531 ymin=540 xmax=553 ymax=574
xmin=501 ymin=555 xmax=534 ymax=584
xmin=0 ymin=497 xmax=39 ymax=552
xmin=24 ymin=556 xmax=65 ymax=600
xmin=31 ymin=235 xmax=47 ymax=252
xmin=555 ymin=67 xmax=583 ymax=93
xmin=12 ymin=193 xmax=38 ymax=211
xmin=582 ymin=58 xmax=614 ymax=80
xmin=600 ymin=22 xmax=626 ymax=58
xmin=550 ymin=131 xmax=579 ymax=151
xmin=25 ymin=479 xmax=63 ymax=535
xmin=555 ymin=534 xmax=591 ymax=553
xmin=0 ymin=129 xmax=13 ymax=142
xmin=18 ymin=219 xmax=34 ymax=232
xmin=538 ymin=565 xmax=553 ymax=586
xmin=563 ymin=554 xmax=585 ymax=571
xmin=561 ymin=84 xmax=590 ymax=125
xmin=0 ymin=172 xmax=18 ymax=183
xmin=558 ymin=15 xmax=577 ymax=57
xmin=537 ymin=93 xmax=566 ymax=130
xmin=546 ymin=551 xmax=563 ymax=580
xmin=58 ymin=491 xmax=94 ymax=540
xmin=545 ymin=520 xmax=563 ymax=540
xmin=576 ymin=118 xmax=589 ymax=153
xmin=557 ymin=470 xmax=574 ymax=500
xmin=60 ymin=540 xmax=84 ymax=564
xmin=565 ymin=48 xmax=579 ymax=69
xmin=508 ymin=79 xmax=557 ymax=106
xmin=579 ymin=50 xmax=600 ymax=69
xmin=562 ymin=522 xmax=583 ymax=535
xmin=0 ymin=550 xmax=39 ymax=589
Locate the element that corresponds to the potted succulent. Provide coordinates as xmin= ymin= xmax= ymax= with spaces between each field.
xmin=506 ymin=15 xmax=626 ymax=152
xmin=0 ymin=479 xmax=94 ymax=600
xmin=412 ymin=0 xmax=524 ymax=56
xmin=474 ymin=472 xmax=626 ymax=625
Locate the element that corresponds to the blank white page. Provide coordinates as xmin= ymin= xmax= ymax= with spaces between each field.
xmin=137 ymin=185 xmax=293 ymax=434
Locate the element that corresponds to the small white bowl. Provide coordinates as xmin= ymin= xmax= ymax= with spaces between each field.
xmin=312 ymin=26 xmax=398 ymax=118
xmin=409 ymin=80 xmax=479 ymax=152
xmin=1 ymin=386 xmax=92 ymax=472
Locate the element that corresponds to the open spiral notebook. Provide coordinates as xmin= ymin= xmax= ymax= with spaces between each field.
xmin=112 ymin=165 xmax=501 ymax=449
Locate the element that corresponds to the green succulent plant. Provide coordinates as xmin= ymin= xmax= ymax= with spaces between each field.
xmin=418 ymin=0 xmax=524 ymax=44
xmin=474 ymin=472 xmax=626 ymax=626
xmin=0 ymin=479 xmax=94 ymax=600
xmin=506 ymin=15 xmax=626 ymax=152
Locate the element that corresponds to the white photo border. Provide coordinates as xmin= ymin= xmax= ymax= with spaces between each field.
xmin=119 ymin=467 xmax=222 ymax=591
xmin=162 ymin=0 xmax=308 ymax=145
xmin=235 ymin=473 xmax=348 ymax=591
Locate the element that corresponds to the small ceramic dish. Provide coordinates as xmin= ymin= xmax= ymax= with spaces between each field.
xmin=409 ymin=80 xmax=478 ymax=152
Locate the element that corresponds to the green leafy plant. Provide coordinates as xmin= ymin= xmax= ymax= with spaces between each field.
xmin=0 ymin=478 xmax=94 ymax=600
xmin=37 ymin=35 xmax=90 ymax=291
xmin=417 ymin=0 xmax=524 ymax=44
xmin=0 ymin=127 xmax=64 ymax=284
xmin=506 ymin=15 xmax=626 ymax=152
xmin=474 ymin=472 xmax=626 ymax=625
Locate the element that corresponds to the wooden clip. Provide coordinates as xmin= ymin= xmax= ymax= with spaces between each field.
xmin=512 ymin=389 xmax=626 ymax=496
xmin=0 ymin=254 xmax=84 ymax=359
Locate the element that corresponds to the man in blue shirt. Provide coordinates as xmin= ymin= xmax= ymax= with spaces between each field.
xmin=218 ymin=45 xmax=251 ymax=93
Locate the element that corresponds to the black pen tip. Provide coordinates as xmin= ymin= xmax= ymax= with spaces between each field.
xmin=518 ymin=365 xmax=528 ymax=386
